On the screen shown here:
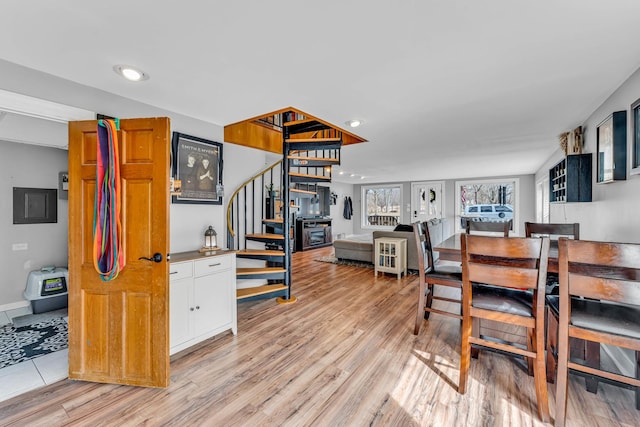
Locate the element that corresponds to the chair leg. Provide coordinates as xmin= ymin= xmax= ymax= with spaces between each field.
xmin=414 ymin=278 xmax=427 ymax=335
xmin=533 ymin=325 xmax=550 ymax=422
xmin=527 ymin=329 xmax=535 ymax=376
xmin=471 ymin=317 xmax=480 ymax=359
xmin=555 ymin=324 xmax=570 ymax=427
xmin=636 ymin=351 xmax=640 ymax=410
xmin=424 ymin=284 xmax=434 ymax=320
xmin=459 ymin=312 xmax=472 ymax=394
xmin=546 ymin=307 xmax=558 ymax=384
xmin=584 ymin=341 xmax=600 ymax=393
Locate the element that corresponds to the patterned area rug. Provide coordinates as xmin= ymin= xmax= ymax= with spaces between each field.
xmin=0 ymin=317 xmax=68 ymax=369
xmin=315 ymin=255 xmax=374 ymax=269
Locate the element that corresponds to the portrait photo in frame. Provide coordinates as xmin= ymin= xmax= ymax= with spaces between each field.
xmin=172 ymin=132 xmax=223 ymax=204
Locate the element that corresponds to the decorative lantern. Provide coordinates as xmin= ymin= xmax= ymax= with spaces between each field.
xmin=204 ymin=225 xmax=217 ymax=249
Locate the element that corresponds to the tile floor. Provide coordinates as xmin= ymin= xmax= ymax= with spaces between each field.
xmin=0 ymin=306 xmax=69 ymax=403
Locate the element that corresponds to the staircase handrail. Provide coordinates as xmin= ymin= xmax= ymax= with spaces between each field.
xmin=226 ymin=160 xmax=282 ymax=238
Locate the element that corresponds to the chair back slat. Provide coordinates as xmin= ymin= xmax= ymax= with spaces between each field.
xmin=465 ymin=235 xmax=543 ymax=259
xmin=570 ymin=274 xmax=640 ymax=304
xmin=525 ymin=222 xmax=579 ymax=240
xmin=469 ymin=264 xmax=540 ymax=290
xmin=567 ymin=239 xmax=640 ymax=270
xmin=466 ymin=220 xmax=510 ymax=236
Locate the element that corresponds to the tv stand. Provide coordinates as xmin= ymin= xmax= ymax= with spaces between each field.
xmin=295 ymin=218 xmax=332 ymax=251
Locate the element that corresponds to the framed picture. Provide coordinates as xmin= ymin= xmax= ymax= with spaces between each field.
xmin=596 ymin=111 xmax=627 ymax=183
xmin=171 ymin=132 xmax=223 ymax=204
xmin=631 ymin=97 xmax=640 ymax=175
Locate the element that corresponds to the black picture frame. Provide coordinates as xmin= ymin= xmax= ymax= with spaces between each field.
xmin=596 ymin=111 xmax=626 ymax=183
xmin=631 ymin=97 xmax=640 ymax=174
xmin=171 ymin=132 xmax=223 ymax=205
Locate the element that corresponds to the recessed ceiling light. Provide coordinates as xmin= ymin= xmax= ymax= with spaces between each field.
xmin=350 ymin=173 xmax=356 ymax=177
xmin=345 ymin=119 xmax=362 ymax=128
xmin=113 ymin=64 xmax=149 ymax=82
xmin=338 ymin=171 xmax=344 ymax=175
xmin=360 ymin=176 xmax=365 ymax=179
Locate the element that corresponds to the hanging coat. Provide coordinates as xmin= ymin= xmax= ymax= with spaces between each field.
xmin=343 ymin=196 xmax=353 ymax=220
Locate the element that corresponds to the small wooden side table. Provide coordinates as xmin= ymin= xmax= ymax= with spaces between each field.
xmin=374 ymin=237 xmax=407 ymax=279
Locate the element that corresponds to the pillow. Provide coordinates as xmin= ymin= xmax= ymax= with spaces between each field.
xmin=393 ymin=224 xmax=414 ymax=232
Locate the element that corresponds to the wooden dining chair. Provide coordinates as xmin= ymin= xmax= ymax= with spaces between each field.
xmin=459 ymin=234 xmax=550 ymax=422
xmin=524 ymin=222 xmax=597 ymax=386
xmin=465 ymin=220 xmax=510 ymax=236
xmin=413 ymin=221 xmax=463 ymax=334
xmin=554 ymin=238 xmax=640 ymax=427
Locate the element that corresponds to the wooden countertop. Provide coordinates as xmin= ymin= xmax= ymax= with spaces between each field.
xmin=169 ymin=249 xmax=236 ymax=263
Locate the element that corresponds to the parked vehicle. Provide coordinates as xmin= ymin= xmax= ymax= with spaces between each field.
xmin=463 ymin=204 xmax=513 ymax=221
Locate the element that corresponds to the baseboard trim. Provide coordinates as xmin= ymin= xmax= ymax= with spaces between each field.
xmin=0 ymin=300 xmax=30 ymax=312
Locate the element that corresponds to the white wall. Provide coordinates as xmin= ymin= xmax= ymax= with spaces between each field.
xmin=535 ymin=67 xmax=640 ymax=243
xmin=0 ymin=60 xmax=268 ymax=307
xmin=327 ymin=181 xmax=355 ymax=238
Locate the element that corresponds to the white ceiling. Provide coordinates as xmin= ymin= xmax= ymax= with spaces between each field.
xmin=2 ymin=1 xmax=640 ymax=183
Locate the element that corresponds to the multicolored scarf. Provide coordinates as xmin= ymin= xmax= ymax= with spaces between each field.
xmin=93 ymin=119 xmax=125 ymax=281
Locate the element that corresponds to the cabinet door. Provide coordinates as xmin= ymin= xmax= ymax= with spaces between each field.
xmin=169 ymin=278 xmax=192 ymax=349
xmin=324 ymin=226 xmax=332 ymax=243
xmin=192 ymin=270 xmax=232 ymax=337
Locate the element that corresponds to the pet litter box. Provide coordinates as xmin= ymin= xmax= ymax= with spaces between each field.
xmin=24 ymin=267 xmax=69 ymax=314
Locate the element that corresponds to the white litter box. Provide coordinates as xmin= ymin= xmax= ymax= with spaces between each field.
xmin=23 ymin=267 xmax=69 ymax=314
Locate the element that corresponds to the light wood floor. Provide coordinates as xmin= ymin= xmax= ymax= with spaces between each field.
xmin=1 ymin=246 xmax=638 ymax=426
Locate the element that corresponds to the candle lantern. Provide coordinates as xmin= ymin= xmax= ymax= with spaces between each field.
xmin=204 ymin=225 xmax=217 ymax=249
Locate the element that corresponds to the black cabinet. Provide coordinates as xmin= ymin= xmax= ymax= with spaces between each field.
xmin=295 ymin=219 xmax=332 ymax=251
xmin=549 ymin=154 xmax=592 ymax=203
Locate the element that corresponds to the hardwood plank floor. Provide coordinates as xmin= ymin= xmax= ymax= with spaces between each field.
xmin=1 ymin=246 xmax=639 ymax=426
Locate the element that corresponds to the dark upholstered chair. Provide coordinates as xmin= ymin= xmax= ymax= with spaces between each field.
xmin=412 ymin=222 xmax=462 ymax=335
xmin=554 ymin=238 xmax=640 ymax=427
xmin=465 ymin=220 xmax=510 ymax=236
xmin=459 ymin=234 xmax=550 ymax=422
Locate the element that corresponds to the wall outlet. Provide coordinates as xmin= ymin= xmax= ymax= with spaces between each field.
xmin=12 ymin=243 xmax=28 ymax=251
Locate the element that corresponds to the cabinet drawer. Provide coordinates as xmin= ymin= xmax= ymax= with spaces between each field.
xmin=169 ymin=261 xmax=193 ymax=281
xmin=194 ymin=255 xmax=232 ymax=276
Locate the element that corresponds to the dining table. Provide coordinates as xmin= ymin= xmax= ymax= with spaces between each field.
xmin=434 ymin=233 xmax=560 ymax=273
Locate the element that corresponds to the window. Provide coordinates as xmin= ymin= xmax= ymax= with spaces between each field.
xmin=455 ymin=178 xmax=519 ymax=234
xmin=362 ymin=184 xmax=402 ymax=228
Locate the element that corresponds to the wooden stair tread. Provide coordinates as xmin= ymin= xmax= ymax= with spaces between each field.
xmin=287 ymin=155 xmax=339 ymax=163
xmin=288 ymin=172 xmax=331 ymax=180
xmin=236 ymin=249 xmax=285 ymax=257
xmin=237 ymin=267 xmax=287 ymax=275
xmin=245 ymin=233 xmax=284 ymax=240
xmin=262 ymin=218 xmax=284 ymax=223
xmin=290 ymin=188 xmax=317 ymax=195
xmin=285 ymin=137 xmax=341 ymax=143
xmin=237 ymin=283 xmax=288 ymax=300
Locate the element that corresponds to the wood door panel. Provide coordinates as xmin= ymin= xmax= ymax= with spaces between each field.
xmin=68 ymin=117 xmax=170 ymax=388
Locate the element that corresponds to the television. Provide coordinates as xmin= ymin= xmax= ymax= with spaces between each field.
xmin=298 ymin=186 xmax=330 ymax=218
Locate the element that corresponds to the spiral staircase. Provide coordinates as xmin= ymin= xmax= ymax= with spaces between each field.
xmin=224 ymin=108 xmax=366 ymax=303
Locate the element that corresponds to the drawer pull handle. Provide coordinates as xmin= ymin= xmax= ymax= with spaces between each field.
xmin=208 ymin=263 xmax=221 ymax=267
xmin=170 ymin=271 xmax=178 ymax=275
xmin=196 ymin=306 xmax=200 ymax=310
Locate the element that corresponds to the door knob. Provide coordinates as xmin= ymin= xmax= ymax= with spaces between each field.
xmin=138 ymin=253 xmax=163 ymax=263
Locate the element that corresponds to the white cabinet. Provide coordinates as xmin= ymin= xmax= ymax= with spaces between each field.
xmin=169 ymin=251 xmax=237 ymax=355
xmin=374 ymin=237 xmax=407 ymax=279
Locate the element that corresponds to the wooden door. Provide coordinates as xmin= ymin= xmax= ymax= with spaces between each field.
xmin=67 ymin=117 xmax=171 ymax=387
xmin=411 ymin=181 xmax=444 ymax=223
